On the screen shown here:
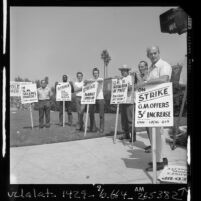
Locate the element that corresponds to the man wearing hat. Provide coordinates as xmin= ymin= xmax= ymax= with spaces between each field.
xmin=56 ymin=75 xmax=74 ymax=126
xmin=118 ymin=64 xmax=136 ymax=141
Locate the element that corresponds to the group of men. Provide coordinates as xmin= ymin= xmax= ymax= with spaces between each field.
xmin=37 ymin=45 xmax=172 ymax=171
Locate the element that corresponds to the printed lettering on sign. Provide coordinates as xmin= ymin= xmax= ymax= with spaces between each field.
xmin=56 ymin=82 xmax=72 ymax=101
xmin=158 ymin=165 xmax=187 ymax=184
xmin=81 ymin=82 xmax=97 ymax=104
xmin=10 ymin=81 xmax=32 ymax=97
xmin=135 ymin=82 xmax=173 ymax=127
xmin=20 ymin=83 xmax=38 ymax=104
xmin=110 ymin=79 xmax=128 ymax=104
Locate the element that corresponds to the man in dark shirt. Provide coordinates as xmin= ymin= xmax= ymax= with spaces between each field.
xmin=57 ymin=75 xmax=74 ymax=126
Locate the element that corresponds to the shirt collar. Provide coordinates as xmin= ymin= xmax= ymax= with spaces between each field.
xmin=153 ymin=58 xmax=162 ymax=68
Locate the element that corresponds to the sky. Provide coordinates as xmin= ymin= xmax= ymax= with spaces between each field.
xmin=10 ymin=7 xmax=187 ymax=87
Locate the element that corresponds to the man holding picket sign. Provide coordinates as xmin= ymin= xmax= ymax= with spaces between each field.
xmin=137 ymin=61 xmax=152 ymax=153
xmin=73 ymin=72 xmax=86 ymax=131
xmin=117 ymin=65 xmax=136 ymax=141
xmin=84 ymin=67 xmax=105 ymax=133
xmin=135 ymin=46 xmax=172 ymax=172
xmin=56 ymin=75 xmax=74 ymax=127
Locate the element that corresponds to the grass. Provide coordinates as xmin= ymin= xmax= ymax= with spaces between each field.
xmin=10 ymin=108 xmax=187 ymax=147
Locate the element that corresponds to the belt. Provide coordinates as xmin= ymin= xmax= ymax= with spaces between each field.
xmin=39 ymin=99 xmax=50 ymax=101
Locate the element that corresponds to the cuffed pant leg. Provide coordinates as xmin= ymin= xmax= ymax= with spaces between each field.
xmin=160 ymin=127 xmax=166 ymax=159
xmin=89 ymin=103 xmax=96 ymax=130
xmin=39 ymin=101 xmax=44 ymax=128
xmin=44 ymin=100 xmax=50 ymax=127
xmin=75 ymin=96 xmax=82 ymax=129
xmin=59 ymin=101 xmax=63 ymax=125
xmin=150 ymin=127 xmax=163 ymax=162
xmin=98 ymin=99 xmax=104 ymax=131
xmin=121 ymin=104 xmax=127 ymax=133
xmin=80 ymin=103 xmax=86 ymax=129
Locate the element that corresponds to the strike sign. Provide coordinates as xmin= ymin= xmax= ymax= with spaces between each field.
xmin=20 ymin=83 xmax=38 ymax=104
xmin=81 ymin=82 xmax=97 ymax=104
xmin=110 ymin=79 xmax=128 ymax=104
xmin=135 ymin=82 xmax=173 ymax=127
xmin=56 ymin=82 xmax=72 ymax=101
xmin=10 ymin=81 xmax=32 ymax=97
xmin=158 ymin=165 xmax=187 ymax=184
xmin=10 ymin=82 xmax=21 ymax=97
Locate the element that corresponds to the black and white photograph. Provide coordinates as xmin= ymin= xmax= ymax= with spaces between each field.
xmin=6 ymin=3 xmax=191 ymax=200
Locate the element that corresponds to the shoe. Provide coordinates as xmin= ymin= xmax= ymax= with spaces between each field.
xmin=144 ymin=145 xmax=151 ymax=151
xmin=148 ymin=158 xmax=168 ymax=166
xmin=79 ymin=127 xmax=84 ymax=132
xmin=76 ymin=124 xmax=81 ymax=130
xmin=129 ymin=138 xmax=135 ymax=143
xmin=99 ymin=129 xmax=104 ymax=134
xmin=145 ymin=162 xmax=164 ymax=171
xmin=145 ymin=147 xmax=152 ymax=153
xmin=91 ymin=128 xmax=98 ymax=132
xmin=45 ymin=125 xmax=50 ymax=128
xmin=119 ymin=135 xmax=127 ymax=140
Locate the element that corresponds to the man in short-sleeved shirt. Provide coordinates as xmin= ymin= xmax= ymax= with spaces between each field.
xmin=37 ymin=80 xmax=51 ymax=128
xmin=74 ymin=72 xmax=86 ymax=131
xmin=118 ymin=65 xmax=136 ymax=141
xmin=85 ymin=67 xmax=105 ymax=133
xmin=136 ymin=46 xmax=172 ymax=171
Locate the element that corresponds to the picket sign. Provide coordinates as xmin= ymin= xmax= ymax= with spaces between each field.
xmin=29 ymin=104 xmax=34 ymax=129
xmin=81 ymin=81 xmax=98 ymax=136
xmin=20 ymin=83 xmax=38 ymax=129
xmin=135 ymin=82 xmax=174 ymax=184
xmin=152 ymin=127 xmax=157 ymax=183
xmin=84 ymin=104 xmax=89 ymax=137
xmin=131 ymin=73 xmax=135 ymax=148
xmin=63 ymin=101 xmax=65 ymax=127
xmin=56 ymin=82 xmax=72 ymax=127
xmin=10 ymin=81 xmax=32 ymax=97
xmin=110 ymin=78 xmax=128 ymax=143
xmin=113 ymin=104 xmax=119 ymax=143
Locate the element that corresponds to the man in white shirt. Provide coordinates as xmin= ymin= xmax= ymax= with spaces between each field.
xmin=136 ymin=46 xmax=172 ymax=171
xmin=118 ymin=65 xmax=136 ymax=141
xmin=85 ymin=67 xmax=104 ymax=133
xmin=74 ymin=72 xmax=86 ymax=131
xmin=137 ymin=61 xmax=151 ymax=152
xmin=37 ymin=80 xmax=51 ymax=128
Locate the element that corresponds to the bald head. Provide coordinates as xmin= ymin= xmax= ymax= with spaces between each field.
xmin=146 ymin=46 xmax=160 ymax=64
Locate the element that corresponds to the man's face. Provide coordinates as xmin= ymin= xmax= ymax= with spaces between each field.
xmin=138 ymin=62 xmax=148 ymax=76
xmin=77 ymin=73 xmax=83 ymax=82
xmin=41 ymin=81 xmax=46 ymax=88
xmin=63 ymin=76 xmax=68 ymax=82
xmin=148 ymin=47 xmax=160 ymax=64
xmin=121 ymin=69 xmax=129 ymax=77
xmin=93 ymin=70 xmax=99 ymax=79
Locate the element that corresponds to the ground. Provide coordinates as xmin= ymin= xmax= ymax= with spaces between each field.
xmin=10 ymin=108 xmax=187 ymax=147
xmin=10 ymin=108 xmax=187 ymax=184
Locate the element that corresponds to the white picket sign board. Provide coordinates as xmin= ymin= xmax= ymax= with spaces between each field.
xmin=158 ymin=165 xmax=187 ymax=184
xmin=56 ymin=82 xmax=72 ymax=101
xmin=135 ymin=82 xmax=174 ymax=127
xmin=81 ymin=82 xmax=98 ymax=104
xmin=10 ymin=81 xmax=32 ymax=97
xmin=20 ymin=83 xmax=38 ymax=104
xmin=110 ymin=78 xmax=128 ymax=104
